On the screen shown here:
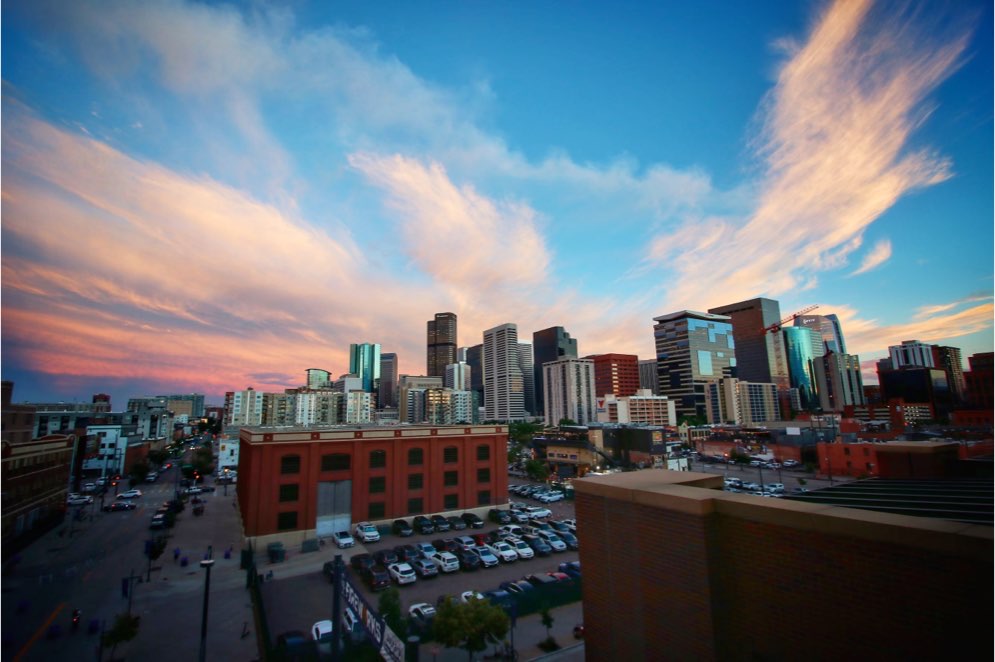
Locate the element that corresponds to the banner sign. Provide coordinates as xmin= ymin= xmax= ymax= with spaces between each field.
xmin=341 ymin=574 xmax=404 ymax=662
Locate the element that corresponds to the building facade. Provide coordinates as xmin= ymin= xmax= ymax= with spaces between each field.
xmin=427 ymin=312 xmax=458 ymax=378
xmin=708 ymin=297 xmax=789 ymax=390
xmin=379 ymin=353 xmax=399 ymax=409
xmin=889 ymin=340 xmax=935 ymax=369
xmin=704 ymin=378 xmax=780 ymax=425
xmin=543 ymin=358 xmax=597 ymax=426
xmin=532 ymin=327 xmax=578 ymax=419
xmin=484 ymin=323 xmax=525 ymax=422
xmin=813 ymin=351 xmax=866 ymax=411
xmin=518 ymin=343 xmax=536 ymax=416
xmin=782 ymin=326 xmax=819 ymax=411
xmin=588 ymin=353 xmax=640 ymax=398
xmin=444 ymin=362 xmax=472 ymax=391
xmin=638 ymin=359 xmax=660 ymax=395
xmin=237 ymin=425 xmax=509 ymax=542
xmin=464 ymin=344 xmax=485 ymax=409
xmin=653 ymin=311 xmax=736 ymax=420
xmin=306 ymin=369 xmax=331 ymax=389
xmin=597 ymin=389 xmax=676 ymax=426
xmin=349 ymin=343 xmax=381 ymax=394
xmin=399 ymin=376 xmax=443 ymax=423
xmin=794 ymin=314 xmax=848 ymax=355
xmin=225 ymin=388 xmax=265 ymax=427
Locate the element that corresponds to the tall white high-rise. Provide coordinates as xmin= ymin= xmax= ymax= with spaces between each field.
xmin=444 ymin=362 xmax=472 ymax=391
xmin=483 ymin=323 xmax=525 ymax=422
xmin=543 ymin=358 xmax=596 ymax=426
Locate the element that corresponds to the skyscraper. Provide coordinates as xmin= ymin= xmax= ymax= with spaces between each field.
xmin=794 ymin=314 xmax=848 ymax=355
xmin=349 ymin=343 xmax=381 ymax=394
xmin=652 ymin=310 xmax=736 ymax=420
xmin=587 ymin=353 xmax=640 ymax=398
xmin=379 ymin=353 xmax=398 ymax=408
xmin=518 ymin=342 xmax=535 ymax=416
xmin=532 ymin=327 xmax=578 ymax=418
xmin=782 ymin=326 xmax=818 ymax=411
xmin=638 ymin=359 xmax=659 ymax=395
xmin=465 ymin=344 xmax=484 ymax=407
xmin=427 ymin=312 xmax=458 ymax=378
xmin=483 ymin=323 xmax=525 ymax=422
xmin=888 ymin=340 xmax=935 ymax=369
xmin=306 ymin=368 xmax=331 ymax=389
xmin=444 ymin=362 xmax=472 ymax=391
xmin=543 ymin=358 xmax=596 ymax=426
xmin=708 ymin=297 xmax=789 ymax=390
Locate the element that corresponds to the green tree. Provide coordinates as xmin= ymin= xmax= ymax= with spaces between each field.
xmin=377 ymin=587 xmax=407 ymax=639
xmin=129 ymin=461 xmax=150 ymax=483
xmin=191 ymin=446 xmax=214 ymax=477
xmin=147 ymin=449 xmax=169 ymax=467
xmin=558 ymin=418 xmax=577 ymax=427
xmin=101 ymin=612 xmax=140 ymax=659
xmin=524 ymin=459 xmax=550 ymax=482
xmin=540 ymin=605 xmax=554 ymax=638
xmin=432 ymin=597 xmax=509 ymax=661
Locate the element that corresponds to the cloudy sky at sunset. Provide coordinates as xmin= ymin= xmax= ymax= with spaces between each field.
xmin=2 ymin=0 xmax=992 ymax=406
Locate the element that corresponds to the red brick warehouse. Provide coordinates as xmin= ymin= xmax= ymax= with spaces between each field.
xmin=237 ymin=425 xmax=509 ymax=544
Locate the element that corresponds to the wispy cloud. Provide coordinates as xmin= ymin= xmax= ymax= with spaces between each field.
xmin=850 ymin=239 xmax=892 ymax=276
xmin=644 ymin=0 xmax=969 ymax=309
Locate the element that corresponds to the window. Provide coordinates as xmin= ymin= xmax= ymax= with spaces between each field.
xmin=369 ymin=476 xmax=386 ymax=494
xmin=280 ymin=455 xmax=301 ymax=475
xmin=477 ymin=468 xmax=491 ymax=484
xmin=369 ymin=450 xmax=387 ymax=469
xmin=444 ymin=471 xmax=458 ymax=487
xmin=478 ymin=490 xmax=491 ymax=506
xmin=368 ymin=502 xmax=385 ymax=519
xmin=408 ymin=473 xmax=423 ymax=490
xmin=277 ymin=511 xmax=298 ymax=531
xmin=278 ymin=484 xmax=299 ymax=502
xmin=477 ymin=444 xmax=490 ymax=461
xmin=408 ymin=498 xmax=423 ymax=514
xmin=844 ymin=448 xmax=851 ymax=456
xmin=443 ymin=446 xmax=458 ymax=463
xmin=408 ymin=448 xmax=424 ymax=466
xmin=322 ymin=453 xmax=350 ymax=471
xmin=443 ymin=494 xmax=458 ymax=510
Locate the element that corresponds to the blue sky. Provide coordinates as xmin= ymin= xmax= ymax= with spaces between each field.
xmin=2 ymin=0 xmax=992 ymax=406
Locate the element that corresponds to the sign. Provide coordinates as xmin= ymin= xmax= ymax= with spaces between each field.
xmin=341 ymin=574 xmax=404 ymax=662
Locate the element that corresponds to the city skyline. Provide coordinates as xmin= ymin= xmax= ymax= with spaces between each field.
xmin=2 ymin=0 xmax=992 ymax=405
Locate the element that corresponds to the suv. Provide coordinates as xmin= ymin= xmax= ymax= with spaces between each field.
xmin=767 ymin=483 xmax=785 ymax=493
xmin=333 ymin=530 xmax=355 ymax=549
xmin=362 ymin=565 xmax=391 ymax=591
xmin=354 ymin=521 xmax=380 ymax=543
xmin=392 ymin=519 xmax=414 ymax=537
xmin=426 ymin=550 xmax=460 ymax=573
xmin=488 ymin=508 xmax=511 ymax=524
xmin=430 ymin=515 xmax=451 ymax=532
xmin=412 ymin=515 xmax=435 ymax=535
xmin=524 ymin=506 xmax=552 ymax=519
xmin=460 ymin=512 xmax=484 ymax=529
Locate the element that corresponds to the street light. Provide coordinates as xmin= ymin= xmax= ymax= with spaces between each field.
xmin=198 ymin=559 xmax=215 ymax=662
xmin=826 ymin=456 xmax=834 ymax=485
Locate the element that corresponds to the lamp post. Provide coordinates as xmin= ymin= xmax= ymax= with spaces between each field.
xmin=198 ymin=559 xmax=215 ymax=662
xmin=826 ymin=456 xmax=834 ymax=485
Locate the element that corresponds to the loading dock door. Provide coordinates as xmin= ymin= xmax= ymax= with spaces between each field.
xmin=316 ymin=480 xmax=352 ymax=539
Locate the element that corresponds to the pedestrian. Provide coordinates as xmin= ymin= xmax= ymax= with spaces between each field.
xmin=173 ymin=547 xmax=180 ymax=563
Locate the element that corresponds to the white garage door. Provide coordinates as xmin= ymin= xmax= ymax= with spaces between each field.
xmin=316 ymin=480 xmax=352 ymax=539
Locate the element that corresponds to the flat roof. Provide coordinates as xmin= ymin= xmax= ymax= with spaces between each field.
xmin=785 ymin=477 xmax=994 ymax=525
xmin=652 ymin=310 xmax=732 ymax=323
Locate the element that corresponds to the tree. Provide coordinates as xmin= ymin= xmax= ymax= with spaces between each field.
xmin=147 ymin=449 xmax=169 ymax=467
xmin=101 ymin=612 xmax=140 ymax=660
xmin=524 ymin=459 xmax=550 ymax=482
xmin=537 ymin=604 xmax=559 ymax=652
xmin=432 ymin=597 xmax=509 ymax=661
xmin=377 ymin=587 xmax=407 ymax=639
xmin=129 ymin=461 xmax=150 ymax=484
xmin=558 ymin=418 xmax=578 ymax=427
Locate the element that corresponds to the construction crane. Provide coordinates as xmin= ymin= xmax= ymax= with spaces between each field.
xmin=762 ymin=304 xmax=819 ymax=335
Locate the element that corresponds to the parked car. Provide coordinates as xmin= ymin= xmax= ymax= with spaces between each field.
xmin=488 ymin=540 xmax=519 ymax=563
xmin=455 ymin=536 xmax=477 ymax=551
xmin=538 ymin=530 xmax=568 ymax=552
xmin=524 ymin=573 xmax=559 ymax=588
xmin=103 ymin=502 xmax=136 ymax=512
xmin=311 ymin=620 xmax=333 ymax=644
xmin=387 ymin=562 xmax=417 ymax=585
xmin=354 ymin=521 xmax=381 ymax=543
xmin=508 ymin=537 xmax=535 ymax=559
xmin=81 ymin=483 xmax=97 ymax=493
xmin=556 ymin=530 xmax=580 ymax=551
xmin=455 ymin=549 xmax=481 ymax=571
xmin=430 ymin=515 xmax=451 ymax=532
xmin=361 ymin=565 xmax=391 ymax=591
xmin=348 ymin=554 xmax=375 ymax=574
xmin=392 ymin=519 xmax=414 ymax=537
xmin=333 ymin=530 xmax=355 ymax=549
xmin=460 ymin=590 xmax=484 ymax=603
xmin=741 ymin=482 xmax=761 ymax=491
xmin=412 ymin=558 xmax=439 ymax=578
xmin=433 ymin=538 xmax=461 ymax=554
xmin=149 ymin=514 xmax=166 ymax=530
xmin=488 ymin=508 xmax=511 ymax=524
xmin=145 ymin=472 xmax=158 ymax=483
xmin=473 ymin=545 xmax=500 ymax=568
xmin=537 ymin=492 xmax=564 ymax=503
xmin=783 ymin=459 xmax=801 ymax=468
xmin=523 ymin=534 xmax=552 ymax=556
xmin=426 ymin=551 xmax=460 ymax=573
xmin=415 ymin=541 xmax=437 ymax=558
xmin=767 ymin=483 xmax=785 ymax=493
xmin=446 ymin=516 xmax=467 ymax=531
xmin=374 ymin=549 xmax=400 ymax=567
xmin=67 ymin=495 xmax=93 ymax=506
xmin=460 ymin=512 xmax=485 ymax=529
xmin=524 ymin=506 xmax=552 ymax=519
xmin=509 ymin=510 xmax=531 ymax=524
xmin=410 ymin=515 xmax=434 ymax=535
xmin=558 ymin=561 xmax=582 ymax=578
xmin=499 ymin=580 xmax=535 ymax=595
xmin=394 ymin=544 xmax=421 ymax=564
xmin=409 ymin=602 xmax=436 ymax=623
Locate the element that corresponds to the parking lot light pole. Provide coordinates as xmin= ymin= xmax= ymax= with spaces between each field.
xmin=199 ymin=559 xmax=215 ymax=662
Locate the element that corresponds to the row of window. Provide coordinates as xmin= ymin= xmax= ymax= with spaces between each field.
xmin=276 ymin=490 xmax=493 ymax=531
xmin=278 ymin=469 xmax=492 ymax=503
xmin=281 ymin=444 xmax=493 ymax=475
